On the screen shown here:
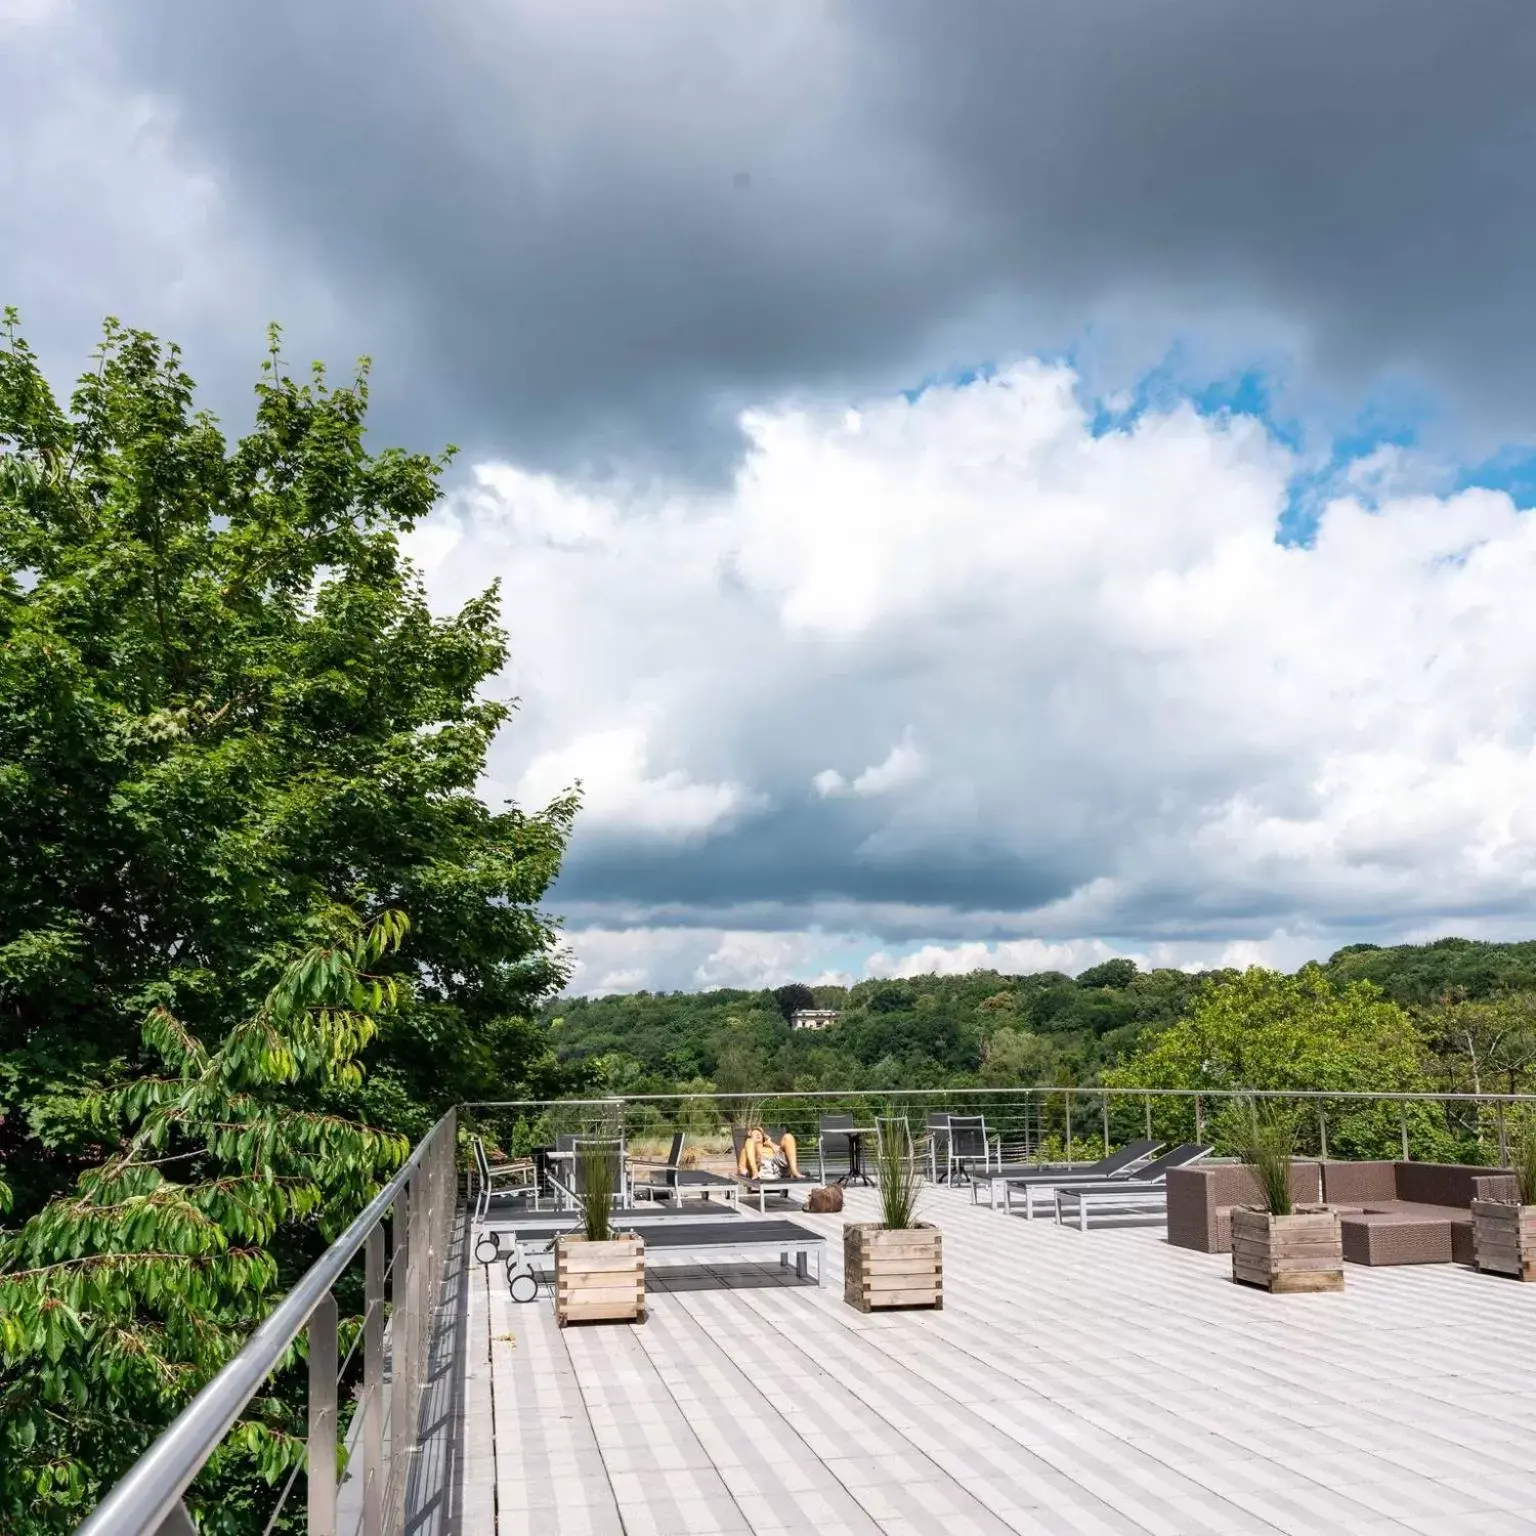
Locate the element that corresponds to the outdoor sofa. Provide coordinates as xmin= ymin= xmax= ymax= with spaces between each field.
xmin=1166 ymin=1161 xmax=1324 ymax=1253
xmin=1321 ymin=1160 xmax=1518 ymax=1266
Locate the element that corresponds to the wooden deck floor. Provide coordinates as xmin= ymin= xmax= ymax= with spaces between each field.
xmin=448 ymin=1185 xmax=1536 ymax=1536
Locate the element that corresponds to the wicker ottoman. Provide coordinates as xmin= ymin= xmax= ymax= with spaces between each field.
xmin=1340 ymin=1212 xmax=1452 ymax=1266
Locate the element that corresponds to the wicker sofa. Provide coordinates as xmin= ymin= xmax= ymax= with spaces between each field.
xmin=1320 ymin=1161 xmax=1518 ymax=1266
xmin=1166 ymin=1161 xmax=1323 ymax=1253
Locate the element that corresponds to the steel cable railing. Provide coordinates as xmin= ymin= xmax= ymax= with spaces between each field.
xmin=462 ymin=1084 xmax=1536 ymax=1171
xmin=75 ymin=1109 xmax=457 ymax=1536
xmin=75 ymin=1080 xmax=1536 ymax=1532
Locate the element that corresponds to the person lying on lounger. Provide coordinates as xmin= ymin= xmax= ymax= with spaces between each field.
xmin=737 ymin=1126 xmax=802 ymax=1180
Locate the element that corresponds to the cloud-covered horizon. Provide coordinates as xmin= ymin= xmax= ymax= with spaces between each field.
xmin=402 ymin=364 xmax=1536 ymax=993
xmin=6 ymin=0 xmax=1536 ymax=994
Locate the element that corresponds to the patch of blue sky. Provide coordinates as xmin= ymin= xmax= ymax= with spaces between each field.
xmin=1453 ymin=446 xmax=1536 ymax=509
xmin=802 ymin=934 xmax=885 ymax=983
xmin=899 ymin=363 xmax=996 ymax=405
xmin=896 ymin=344 xmax=1536 ymax=547
xmin=1075 ymin=338 xmax=1302 ymax=449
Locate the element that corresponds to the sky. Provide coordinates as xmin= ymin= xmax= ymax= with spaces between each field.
xmin=6 ymin=1 xmax=1536 ymax=993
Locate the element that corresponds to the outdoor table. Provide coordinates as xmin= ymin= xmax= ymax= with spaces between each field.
xmin=837 ymin=1127 xmax=879 ymax=1187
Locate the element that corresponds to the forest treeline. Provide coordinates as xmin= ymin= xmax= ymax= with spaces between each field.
xmin=542 ymin=939 xmax=1536 ymax=1107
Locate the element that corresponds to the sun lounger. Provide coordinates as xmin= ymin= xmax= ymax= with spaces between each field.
xmin=1004 ymin=1143 xmax=1211 ymax=1219
xmin=970 ymin=1139 xmax=1163 ymax=1208
xmin=736 ymin=1170 xmax=824 ymax=1213
xmin=1055 ymin=1183 xmax=1171 ymax=1231
xmin=636 ymin=1169 xmax=741 ymax=1206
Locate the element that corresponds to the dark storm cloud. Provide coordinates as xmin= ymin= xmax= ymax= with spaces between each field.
xmin=552 ymin=809 xmax=1080 ymax=915
xmin=81 ymin=0 xmax=1536 ymax=473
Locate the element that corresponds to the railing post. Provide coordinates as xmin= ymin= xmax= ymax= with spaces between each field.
xmin=1318 ymin=1108 xmax=1328 ymax=1161
xmin=1400 ymin=1105 xmax=1410 ymax=1162
xmin=362 ymin=1225 xmax=384 ymax=1536
xmin=1065 ymin=1092 xmax=1073 ymax=1166
xmin=1498 ymin=1102 xmax=1509 ymax=1165
xmin=1144 ymin=1096 xmax=1152 ymax=1141
xmin=307 ymin=1291 xmax=338 ymax=1536
xmin=1194 ymin=1094 xmax=1203 ymax=1144
xmin=390 ymin=1183 xmax=411 ymax=1524
xmin=1101 ymin=1096 xmax=1110 ymax=1159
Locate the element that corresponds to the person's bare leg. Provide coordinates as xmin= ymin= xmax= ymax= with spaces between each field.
xmin=780 ymin=1130 xmax=800 ymax=1178
xmin=739 ymin=1137 xmax=760 ymax=1178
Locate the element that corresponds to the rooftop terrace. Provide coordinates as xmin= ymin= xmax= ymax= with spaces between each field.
xmin=442 ymin=1184 xmax=1536 ymax=1536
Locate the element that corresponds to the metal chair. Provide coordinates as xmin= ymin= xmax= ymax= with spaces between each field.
xmin=631 ymin=1131 xmax=686 ymax=1199
xmin=569 ymin=1137 xmax=630 ymax=1208
xmin=944 ymin=1115 xmax=1001 ymax=1184
xmin=875 ymin=1115 xmax=916 ymax=1165
xmin=925 ymin=1112 xmax=952 ymax=1183
xmin=471 ymin=1135 xmax=537 ymax=1221
xmin=818 ymin=1113 xmax=855 ymax=1184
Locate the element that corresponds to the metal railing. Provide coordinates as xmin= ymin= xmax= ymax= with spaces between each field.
xmin=74 ymin=1079 xmax=1536 ymax=1532
xmin=463 ymin=1084 xmax=1536 ymax=1168
xmin=76 ymin=1110 xmax=458 ymax=1536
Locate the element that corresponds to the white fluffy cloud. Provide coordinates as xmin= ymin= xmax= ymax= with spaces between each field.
xmin=411 ymin=361 xmax=1536 ymax=993
xmin=557 ymin=927 xmax=845 ymax=997
xmin=514 ymin=723 xmax=764 ymax=844
xmin=813 ymin=734 xmax=924 ymax=799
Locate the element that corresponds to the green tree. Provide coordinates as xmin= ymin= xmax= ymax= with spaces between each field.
xmin=0 ymin=912 xmax=412 ymax=1533
xmin=0 ymin=314 xmax=577 ymax=1216
xmin=1105 ymin=965 xmax=1436 ymax=1157
xmin=771 ymin=982 xmax=816 ymax=1021
xmin=1418 ymin=990 xmax=1536 ymax=1098
xmin=979 ymin=1026 xmax=1057 ymax=1086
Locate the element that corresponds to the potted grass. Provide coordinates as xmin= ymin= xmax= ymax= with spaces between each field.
xmin=1230 ymin=1100 xmax=1343 ymax=1294
xmin=844 ymin=1114 xmax=942 ymax=1312
xmin=554 ymin=1137 xmax=646 ymax=1326
xmin=1472 ymin=1124 xmax=1536 ymax=1281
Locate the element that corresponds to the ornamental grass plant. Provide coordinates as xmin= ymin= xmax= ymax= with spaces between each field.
xmin=874 ymin=1113 xmax=923 ymax=1230
xmin=1514 ymin=1122 xmax=1536 ymax=1207
xmin=1235 ymin=1097 xmax=1297 ymax=1217
xmin=579 ymin=1137 xmax=619 ymax=1243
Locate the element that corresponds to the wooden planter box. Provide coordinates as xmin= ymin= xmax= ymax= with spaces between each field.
xmin=843 ymin=1222 xmax=942 ymax=1312
xmin=554 ymin=1233 xmax=646 ymax=1325
xmin=1472 ymin=1200 xmax=1536 ymax=1281
xmin=1231 ymin=1205 xmax=1343 ymax=1293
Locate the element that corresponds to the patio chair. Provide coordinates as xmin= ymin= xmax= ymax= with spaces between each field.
xmin=875 ymin=1115 xmax=917 ymax=1168
xmin=568 ymin=1137 xmax=631 ymax=1208
xmin=944 ymin=1115 xmax=1001 ymax=1184
xmin=631 ymin=1131 xmax=690 ymax=1199
xmin=471 ymin=1135 xmax=537 ymax=1221
xmin=818 ymin=1113 xmax=856 ymax=1184
xmin=926 ymin=1113 xmax=951 ymax=1182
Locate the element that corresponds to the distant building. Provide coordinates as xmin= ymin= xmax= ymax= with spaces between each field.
xmin=790 ymin=1008 xmax=839 ymax=1031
